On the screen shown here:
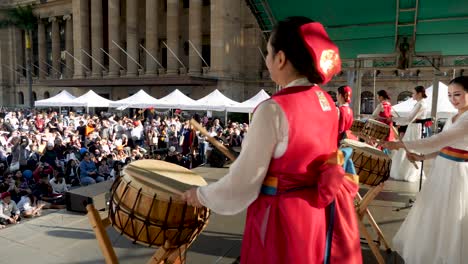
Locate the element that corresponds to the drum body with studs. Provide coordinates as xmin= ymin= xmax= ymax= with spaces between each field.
xmin=108 ymin=160 xmax=210 ymax=248
xmin=362 ymin=119 xmax=390 ymax=141
xmin=350 ymin=120 xmax=366 ymax=136
xmin=341 ymin=139 xmax=391 ymax=186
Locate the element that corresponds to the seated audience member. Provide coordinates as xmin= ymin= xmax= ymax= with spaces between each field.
xmin=79 ymin=152 xmax=104 ymax=185
xmin=109 ymin=162 xmax=123 ymax=181
xmin=165 ymin=146 xmax=179 ymax=164
xmin=65 ymin=159 xmax=80 ymax=186
xmin=33 ymin=174 xmax=65 ymax=209
xmin=49 ymin=173 xmax=68 ymax=194
xmin=17 ymin=194 xmax=44 ymax=218
xmin=0 ymin=192 xmax=20 ymax=226
xmin=98 ymin=158 xmax=111 ymax=179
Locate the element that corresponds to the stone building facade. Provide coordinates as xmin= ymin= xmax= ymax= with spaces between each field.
xmin=0 ymin=0 xmax=270 ymax=107
xmin=0 ymin=0 xmax=467 ymax=117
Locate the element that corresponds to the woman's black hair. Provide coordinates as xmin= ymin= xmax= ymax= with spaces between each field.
xmin=377 ymin=90 xmax=390 ymax=100
xmin=449 ymin=76 xmax=468 ymax=92
xmin=337 ymin=85 xmax=352 ymax=103
xmin=269 ymin=16 xmax=323 ymax=84
xmin=414 ymin=85 xmax=427 ymax=98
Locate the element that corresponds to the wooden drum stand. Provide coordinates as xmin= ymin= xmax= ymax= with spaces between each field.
xmin=87 ymin=203 xmax=205 ymax=264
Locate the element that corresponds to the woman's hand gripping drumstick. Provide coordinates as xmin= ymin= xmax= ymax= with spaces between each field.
xmin=384 ymin=126 xmax=419 ymax=170
xmin=181 ymin=119 xmax=237 ymax=207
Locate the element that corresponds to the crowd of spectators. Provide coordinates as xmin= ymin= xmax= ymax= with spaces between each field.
xmin=0 ymin=107 xmax=248 ymax=227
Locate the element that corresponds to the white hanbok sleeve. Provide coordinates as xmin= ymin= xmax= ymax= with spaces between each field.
xmin=197 ymin=100 xmax=287 ymax=215
xmin=404 ymin=113 xmax=468 ymax=154
xmin=372 ymin=103 xmax=383 ymax=118
xmin=394 ymin=102 xmax=425 ymax=125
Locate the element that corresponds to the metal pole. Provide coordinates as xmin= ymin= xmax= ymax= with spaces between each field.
xmin=112 ymin=40 xmax=144 ymax=70
xmin=373 ymin=69 xmax=377 ymax=109
xmin=26 ymin=31 xmax=33 ymax=108
xmin=16 ymin=64 xmax=35 ymax=77
xmin=82 ymin=49 xmax=108 ymax=70
xmin=59 ymin=60 xmax=74 ymax=73
xmin=258 ymin=47 xmax=266 ymax=63
xmin=101 ymin=48 xmax=125 ymax=70
xmin=430 ymin=73 xmax=439 ymax=120
xmin=65 ymin=50 xmax=91 ymax=71
xmin=43 ymin=61 xmax=62 ymax=76
xmin=188 ymin=40 xmax=209 ymax=67
xmin=139 ymin=44 xmax=164 ymax=69
xmin=2 ymin=64 xmax=25 ymax=77
xmin=32 ymin=64 xmax=49 ymax=76
xmin=162 ymin=41 xmax=186 ymax=69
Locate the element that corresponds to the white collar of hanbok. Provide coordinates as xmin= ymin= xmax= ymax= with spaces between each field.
xmin=283 ymin=78 xmax=313 ymax=89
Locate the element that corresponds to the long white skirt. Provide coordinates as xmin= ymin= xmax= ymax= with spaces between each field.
xmin=393 ymin=155 xmax=468 ymax=264
xmin=390 ymin=123 xmax=424 ymax=182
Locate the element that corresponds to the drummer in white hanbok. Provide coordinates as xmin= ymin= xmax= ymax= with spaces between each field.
xmin=390 ymin=86 xmax=428 ymax=182
xmin=385 ymin=76 xmax=468 ymax=264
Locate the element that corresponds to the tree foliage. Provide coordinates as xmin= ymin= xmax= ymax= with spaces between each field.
xmin=0 ymin=4 xmax=37 ymax=31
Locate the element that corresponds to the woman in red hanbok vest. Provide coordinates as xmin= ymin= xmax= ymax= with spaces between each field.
xmin=372 ymin=89 xmax=395 ymax=141
xmin=337 ymin=85 xmax=356 ymax=144
xmin=182 ymin=17 xmax=361 ymax=264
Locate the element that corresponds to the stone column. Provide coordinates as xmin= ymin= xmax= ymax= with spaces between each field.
xmin=145 ymin=0 xmax=159 ymax=75
xmin=166 ymin=0 xmax=179 ymax=74
xmin=126 ymin=0 xmax=138 ymax=76
xmin=210 ymin=0 xmax=241 ymax=77
xmin=91 ymin=0 xmax=103 ymax=77
xmin=108 ymin=0 xmax=120 ymax=77
xmin=72 ymin=0 xmax=90 ymax=79
xmin=50 ymin=17 xmax=61 ymax=78
xmin=189 ymin=0 xmax=202 ymax=74
xmin=64 ymin=14 xmax=74 ymax=78
xmin=38 ymin=20 xmax=46 ymax=79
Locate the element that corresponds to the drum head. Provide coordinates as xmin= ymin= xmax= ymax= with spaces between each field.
xmin=341 ymin=139 xmax=388 ymax=158
xmin=366 ymin=119 xmax=389 ymax=127
xmin=124 ymin=160 xmax=208 ymax=196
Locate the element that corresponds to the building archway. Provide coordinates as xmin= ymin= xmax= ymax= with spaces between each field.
xmin=360 ymin=91 xmax=374 ymax=114
xmin=32 ymin=92 xmax=37 ymax=102
xmin=397 ymin=91 xmax=413 ymax=103
xmin=18 ymin=92 xmax=24 ymax=105
xmin=44 ymin=91 xmax=50 ymax=99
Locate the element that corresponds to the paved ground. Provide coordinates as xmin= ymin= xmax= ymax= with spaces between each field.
xmin=0 ymin=164 xmax=431 ymax=263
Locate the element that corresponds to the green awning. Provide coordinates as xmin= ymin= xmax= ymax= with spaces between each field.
xmin=246 ymin=0 xmax=468 ymax=59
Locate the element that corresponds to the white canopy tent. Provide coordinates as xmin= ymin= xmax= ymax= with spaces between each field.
xmin=68 ymin=90 xmax=113 ymax=108
xmin=226 ymin=89 xmax=270 ymax=113
xmin=393 ymin=82 xmax=457 ymax=119
xmin=109 ymin=89 xmax=160 ymax=109
xmin=186 ymin=89 xmax=240 ymax=111
xmin=34 ymin=90 xmax=76 ymax=107
xmin=156 ymin=89 xmax=197 ymax=109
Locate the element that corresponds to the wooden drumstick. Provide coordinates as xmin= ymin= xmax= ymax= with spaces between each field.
xmin=190 ymin=119 xmax=237 ymax=162
xmin=390 ymin=126 xmax=419 ymax=170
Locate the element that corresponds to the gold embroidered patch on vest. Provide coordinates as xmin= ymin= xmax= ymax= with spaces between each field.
xmin=316 ymin=91 xmax=331 ymax=111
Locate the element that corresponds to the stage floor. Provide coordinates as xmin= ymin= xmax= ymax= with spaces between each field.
xmin=0 ymin=165 xmax=429 ymax=263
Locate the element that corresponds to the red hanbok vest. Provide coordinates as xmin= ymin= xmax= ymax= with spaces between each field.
xmin=240 ymin=85 xmax=361 ymax=264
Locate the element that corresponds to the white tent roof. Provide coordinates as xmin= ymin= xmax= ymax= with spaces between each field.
xmin=109 ymin=90 xmax=159 ymax=108
xmin=68 ymin=90 xmax=113 ymax=107
xmin=226 ymin=89 xmax=270 ymax=113
xmin=156 ymin=89 xmax=197 ymax=109
xmin=34 ymin=90 xmax=76 ymax=107
xmin=187 ymin=89 xmax=240 ymax=111
xmin=393 ymin=82 xmax=457 ymax=119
